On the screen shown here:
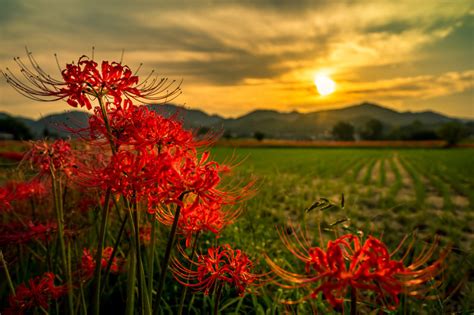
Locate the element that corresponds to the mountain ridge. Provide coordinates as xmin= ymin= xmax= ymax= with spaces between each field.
xmin=0 ymin=102 xmax=467 ymax=139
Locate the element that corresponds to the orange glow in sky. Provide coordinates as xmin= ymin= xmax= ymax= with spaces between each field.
xmin=0 ymin=1 xmax=472 ymax=118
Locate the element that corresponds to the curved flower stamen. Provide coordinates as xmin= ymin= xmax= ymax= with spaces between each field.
xmin=266 ymin=230 xmax=450 ymax=311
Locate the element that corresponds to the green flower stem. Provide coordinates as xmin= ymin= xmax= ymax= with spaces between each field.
xmin=92 ymin=187 xmax=111 ymax=315
xmin=101 ymin=212 xmax=129 ymax=295
xmin=51 ymin=171 xmax=74 ymax=315
xmin=177 ymin=233 xmax=200 ymax=315
xmin=125 ymin=249 xmax=137 ymax=315
xmin=351 ymin=287 xmax=357 ymax=315
xmin=132 ymin=205 xmax=151 ymax=315
xmin=139 ymin=256 xmax=152 ymax=315
xmin=147 ymin=219 xmax=157 ymax=302
xmin=91 ymin=93 xmax=117 ymax=315
xmin=87 ymin=86 xmax=116 ymax=154
xmin=0 ymin=250 xmax=15 ymax=296
xmin=74 ymin=241 xmax=88 ymax=315
xmin=153 ymin=198 xmax=184 ymax=315
xmin=214 ymin=283 xmax=223 ymax=315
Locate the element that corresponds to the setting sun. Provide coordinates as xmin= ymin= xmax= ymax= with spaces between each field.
xmin=314 ymin=74 xmax=336 ymax=96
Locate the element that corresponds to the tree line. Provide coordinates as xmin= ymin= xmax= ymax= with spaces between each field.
xmin=332 ymin=119 xmax=473 ymax=145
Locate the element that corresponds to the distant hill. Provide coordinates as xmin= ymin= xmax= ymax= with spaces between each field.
xmin=0 ymin=102 xmax=465 ymax=140
xmin=222 ymin=102 xmax=459 ymax=139
xmin=148 ymin=104 xmax=224 ymax=129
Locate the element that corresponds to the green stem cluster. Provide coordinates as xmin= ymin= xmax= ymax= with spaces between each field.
xmin=50 ymin=169 xmax=74 ymax=315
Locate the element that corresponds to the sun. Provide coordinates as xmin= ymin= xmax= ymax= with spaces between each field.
xmin=314 ymin=74 xmax=336 ymax=96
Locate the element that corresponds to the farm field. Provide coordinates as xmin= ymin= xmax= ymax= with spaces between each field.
xmin=210 ymin=147 xmax=474 ymax=312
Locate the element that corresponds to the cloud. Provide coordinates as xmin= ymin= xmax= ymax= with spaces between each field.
xmin=342 ymin=70 xmax=473 ymax=100
xmin=0 ymin=0 xmax=472 ymax=118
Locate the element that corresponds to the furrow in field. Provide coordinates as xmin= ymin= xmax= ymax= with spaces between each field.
xmin=399 ymin=157 xmax=427 ymax=208
xmin=379 ymin=159 xmax=387 ymax=187
xmin=384 ymin=158 xmax=395 ymax=187
xmin=436 ymin=164 xmax=474 ymax=208
xmin=418 ymin=174 xmax=444 ymax=211
xmin=409 ymin=158 xmax=470 ymax=212
xmin=356 ymin=159 xmax=371 ymax=182
xmin=393 ymin=156 xmax=415 ymax=203
xmin=429 ymin=164 xmax=470 ymax=210
xmin=349 ymin=158 xmax=367 ymax=182
xmin=400 ymin=158 xmax=445 ymax=210
xmin=362 ymin=158 xmax=377 ymax=185
xmin=370 ymin=159 xmax=382 ymax=186
xmin=338 ymin=157 xmax=360 ymax=179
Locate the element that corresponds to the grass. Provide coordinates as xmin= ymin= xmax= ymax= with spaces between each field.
xmin=212 ymin=147 xmax=473 ymax=312
xmin=379 ymin=158 xmax=386 ymax=187
xmin=386 ymin=156 xmax=402 ymax=204
xmin=398 ymin=157 xmax=426 ymax=209
xmin=362 ymin=158 xmax=377 ymax=185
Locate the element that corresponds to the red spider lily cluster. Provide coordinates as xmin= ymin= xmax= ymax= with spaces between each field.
xmin=0 ymin=50 xmax=257 ymax=314
xmin=25 ymin=139 xmax=77 ymax=177
xmin=171 ymin=244 xmax=263 ymax=295
xmin=4 ymin=272 xmax=68 ymax=315
xmin=266 ymin=228 xmax=450 ymax=311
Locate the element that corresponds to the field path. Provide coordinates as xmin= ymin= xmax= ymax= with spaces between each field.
xmin=393 ymin=155 xmax=415 ymax=203
xmin=356 ymin=159 xmax=371 ymax=182
xmin=371 ymin=159 xmax=382 ymax=186
xmin=384 ymin=158 xmax=395 ymax=186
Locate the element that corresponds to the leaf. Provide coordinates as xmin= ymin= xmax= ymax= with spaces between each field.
xmin=305 ymin=198 xmax=333 ymax=212
xmin=329 ymin=217 xmax=349 ymax=227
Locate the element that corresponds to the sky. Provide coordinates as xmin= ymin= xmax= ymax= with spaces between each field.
xmin=0 ymin=0 xmax=473 ymax=119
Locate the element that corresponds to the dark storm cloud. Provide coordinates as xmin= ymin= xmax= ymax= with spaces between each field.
xmin=347 ymin=84 xmax=425 ymax=95
xmin=0 ymin=1 xmax=305 ymax=84
xmin=364 ymin=20 xmax=413 ymax=35
xmin=144 ymin=29 xmax=335 ymax=84
xmin=222 ymin=0 xmax=332 ymax=13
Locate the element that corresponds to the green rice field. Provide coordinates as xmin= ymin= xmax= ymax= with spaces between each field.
xmin=210 ymin=147 xmax=474 ymax=313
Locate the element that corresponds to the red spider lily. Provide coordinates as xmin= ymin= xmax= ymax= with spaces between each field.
xmin=0 ymin=179 xmax=48 ymax=213
xmin=77 ymin=194 xmax=99 ymax=213
xmin=4 ymin=272 xmax=68 ymax=315
xmin=60 ymin=57 xmax=140 ymax=108
xmin=81 ymin=149 xmax=178 ymax=202
xmin=76 ymin=104 xmax=196 ymax=201
xmin=0 ymin=151 xmax=25 ymax=162
xmin=2 ymin=49 xmax=181 ymax=109
xmin=81 ymin=247 xmax=124 ymax=280
xmin=139 ymin=225 xmax=152 ymax=245
xmin=171 ymin=244 xmax=263 ymax=295
xmin=5 ymin=179 xmax=48 ymax=201
xmin=0 ymin=186 xmax=14 ymax=212
xmin=266 ymin=229 xmax=450 ymax=311
xmin=157 ymin=198 xmax=241 ymax=248
xmin=79 ymin=139 xmax=246 ymax=211
xmin=0 ymin=221 xmax=58 ymax=246
xmin=25 ymin=139 xmax=77 ymax=177
xmin=152 ymin=151 xmax=252 ymax=246
xmin=87 ymin=101 xmax=196 ymax=150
